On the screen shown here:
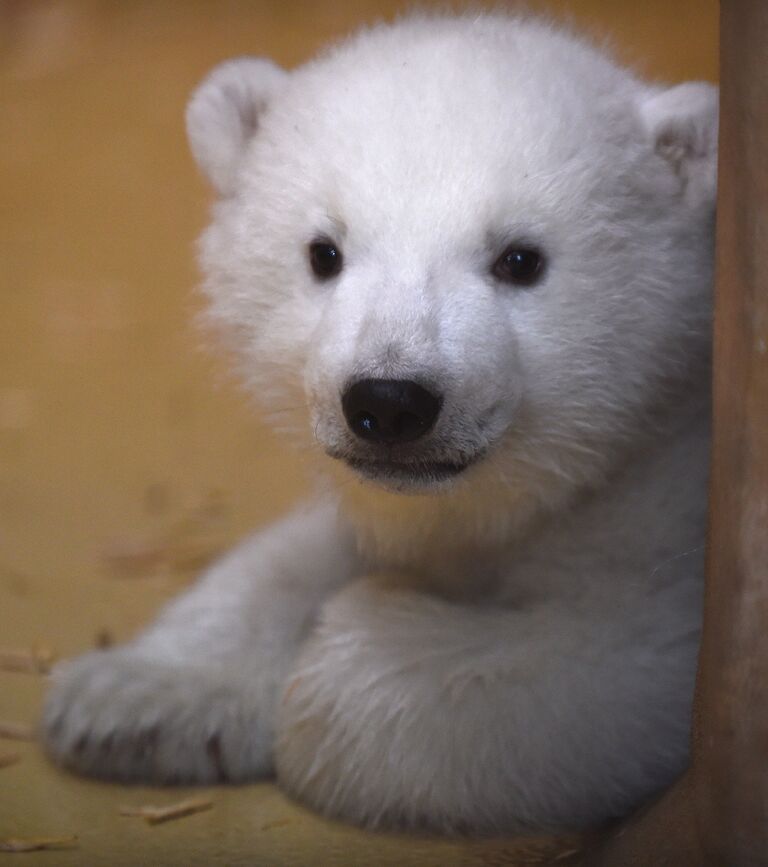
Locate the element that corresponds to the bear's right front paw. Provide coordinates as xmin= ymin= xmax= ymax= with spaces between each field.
xmin=42 ymin=650 xmax=274 ymax=784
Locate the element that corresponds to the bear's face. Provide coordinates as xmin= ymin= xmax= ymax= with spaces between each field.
xmin=190 ymin=17 xmax=716 ymax=504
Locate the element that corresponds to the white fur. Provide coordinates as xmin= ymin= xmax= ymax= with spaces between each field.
xmin=43 ymin=13 xmax=716 ymax=835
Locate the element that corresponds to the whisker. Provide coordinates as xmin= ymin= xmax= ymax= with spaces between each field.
xmin=649 ymin=546 xmax=706 ymax=580
xmin=265 ymin=405 xmax=307 ymax=416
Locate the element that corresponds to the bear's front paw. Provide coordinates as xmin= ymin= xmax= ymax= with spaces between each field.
xmin=42 ymin=649 xmax=274 ymax=784
xmin=274 ymin=581 xmax=510 ymax=834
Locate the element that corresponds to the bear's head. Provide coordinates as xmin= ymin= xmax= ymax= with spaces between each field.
xmin=187 ymin=15 xmax=717 ymax=550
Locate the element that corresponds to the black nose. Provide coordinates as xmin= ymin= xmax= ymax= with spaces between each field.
xmin=341 ymin=379 xmax=442 ymax=444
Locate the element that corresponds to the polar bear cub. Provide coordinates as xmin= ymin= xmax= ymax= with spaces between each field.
xmin=43 ymin=14 xmax=717 ymax=834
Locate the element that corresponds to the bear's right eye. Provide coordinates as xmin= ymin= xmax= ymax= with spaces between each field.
xmin=492 ymin=245 xmax=545 ymax=287
xmin=308 ymin=241 xmax=343 ymax=280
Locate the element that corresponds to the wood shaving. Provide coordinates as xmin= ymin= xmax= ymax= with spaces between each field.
xmin=102 ymin=535 xmax=225 ymax=579
xmin=102 ymin=490 xmax=230 ymax=578
xmin=0 ymin=753 xmax=21 ymax=769
xmin=0 ymin=564 xmax=31 ymax=597
xmin=0 ymin=836 xmax=78 ymax=853
xmin=281 ymin=676 xmax=303 ymax=704
xmin=466 ymin=836 xmax=589 ymax=866
xmin=119 ymin=796 xmax=213 ymax=824
xmin=102 ymin=491 xmax=230 ymax=580
xmin=0 ymin=646 xmax=55 ymax=674
xmin=101 ymin=540 xmax=163 ymax=576
xmin=260 ymin=818 xmax=293 ymax=831
xmin=94 ymin=628 xmax=114 ymax=649
xmin=551 ymin=847 xmax=585 ymax=861
xmin=0 ymin=721 xmax=35 ymax=742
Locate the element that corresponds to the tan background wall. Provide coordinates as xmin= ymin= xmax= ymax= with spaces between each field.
xmin=0 ymin=2 xmax=718 ymax=863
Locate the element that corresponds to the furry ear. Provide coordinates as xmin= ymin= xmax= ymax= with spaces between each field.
xmin=637 ymin=82 xmax=719 ymax=206
xmin=186 ymin=57 xmax=288 ymax=196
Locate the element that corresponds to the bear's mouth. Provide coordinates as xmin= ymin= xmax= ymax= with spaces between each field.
xmin=342 ymin=455 xmax=477 ymax=492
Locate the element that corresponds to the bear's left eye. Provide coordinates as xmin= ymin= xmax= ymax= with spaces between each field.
xmin=308 ymin=240 xmax=343 ymax=280
xmin=492 ymin=246 xmax=545 ymax=287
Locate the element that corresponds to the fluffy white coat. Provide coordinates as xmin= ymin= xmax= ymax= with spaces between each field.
xmin=43 ymin=13 xmax=717 ymax=835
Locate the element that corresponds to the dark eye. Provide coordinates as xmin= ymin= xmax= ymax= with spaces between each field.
xmin=309 ymin=240 xmax=343 ymax=280
xmin=492 ymin=246 xmax=545 ymax=287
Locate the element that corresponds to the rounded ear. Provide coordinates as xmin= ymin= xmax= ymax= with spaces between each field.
xmin=186 ymin=57 xmax=288 ymax=196
xmin=637 ymin=82 xmax=719 ymax=207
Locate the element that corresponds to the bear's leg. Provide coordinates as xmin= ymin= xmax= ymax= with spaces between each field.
xmin=276 ymin=577 xmax=698 ymax=834
xmin=42 ymin=501 xmax=356 ymax=783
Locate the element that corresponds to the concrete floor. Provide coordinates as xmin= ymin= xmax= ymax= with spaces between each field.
xmin=0 ymin=1 xmax=717 ymax=864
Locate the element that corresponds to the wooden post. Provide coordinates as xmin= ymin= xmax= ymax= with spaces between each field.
xmin=584 ymin=0 xmax=768 ymax=864
xmin=695 ymin=0 xmax=768 ymax=858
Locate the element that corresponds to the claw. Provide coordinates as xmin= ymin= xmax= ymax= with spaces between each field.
xmin=206 ymin=732 xmax=228 ymax=781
